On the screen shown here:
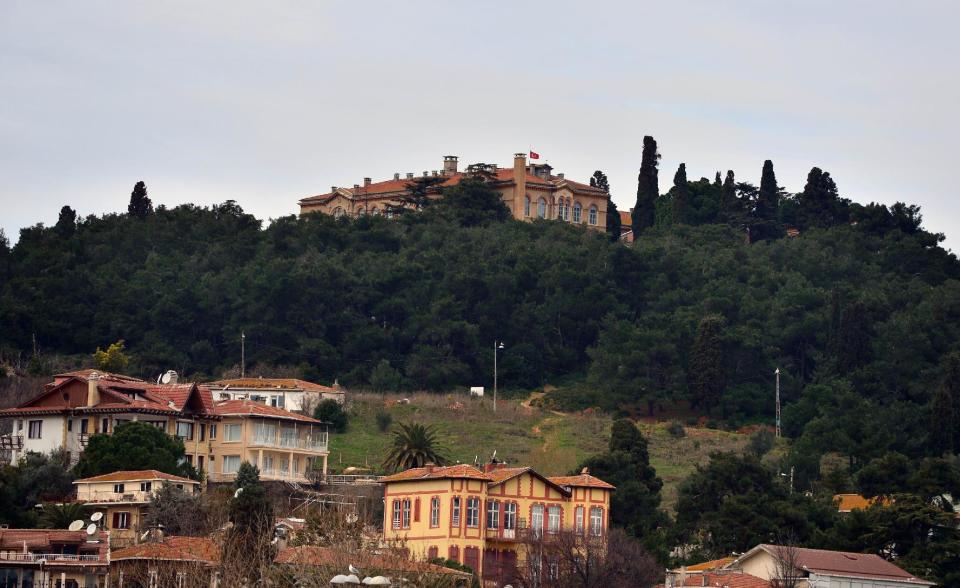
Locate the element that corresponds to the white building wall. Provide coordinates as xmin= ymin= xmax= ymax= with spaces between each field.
xmin=14 ymin=415 xmax=68 ymax=460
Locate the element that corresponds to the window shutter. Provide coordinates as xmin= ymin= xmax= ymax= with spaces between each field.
xmin=112 ymin=512 xmax=120 ymax=528
xmin=414 ymin=498 xmax=421 ymax=522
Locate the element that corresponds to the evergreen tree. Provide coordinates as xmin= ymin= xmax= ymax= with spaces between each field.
xmin=931 ymin=352 xmax=960 ymax=455
xmin=835 ymin=301 xmax=870 ymax=374
xmin=313 ymin=399 xmax=348 ymax=433
xmin=720 ymin=170 xmax=737 ymax=219
xmin=714 ymin=171 xmax=722 ymax=187
xmin=689 ymin=315 xmax=726 ymax=415
xmin=55 ymin=205 xmax=77 ymax=237
xmin=672 ymin=163 xmax=688 ymax=224
xmin=797 ymin=167 xmax=846 ymax=228
xmin=632 ymin=136 xmax=658 ymax=235
xmin=225 ymin=462 xmax=273 ymax=582
xmin=127 ymin=181 xmax=153 ymax=218
xmin=73 ymin=421 xmax=196 ymax=479
xmin=590 ymin=170 xmax=610 ymax=193
xmin=606 ymin=198 xmax=622 ymax=242
xmin=370 ymin=359 xmax=402 ymax=394
xmin=757 ymin=160 xmax=779 ymax=219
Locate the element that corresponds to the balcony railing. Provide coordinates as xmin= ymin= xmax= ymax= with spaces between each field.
xmin=222 ymin=468 xmax=309 ymax=482
xmin=250 ymin=432 xmax=328 ymax=452
xmin=0 ymin=552 xmax=103 ymax=563
xmin=0 ymin=434 xmax=23 ymax=450
xmin=76 ymin=490 xmax=153 ymax=504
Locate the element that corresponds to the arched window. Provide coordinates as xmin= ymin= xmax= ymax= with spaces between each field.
xmin=357 ymin=207 xmax=366 ymax=216
xmin=537 ymin=198 xmax=547 ymax=219
xmin=558 ymin=200 xmax=567 ymax=221
xmin=333 ymin=207 xmax=345 ymax=218
xmin=588 ymin=205 xmax=598 ymax=225
xmin=524 ymin=196 xmax=531 ymax=217
xmin=371 ymin=207 xmax=380 ymax=216
xmin=573 ymin=202 xmax=582 ymax=223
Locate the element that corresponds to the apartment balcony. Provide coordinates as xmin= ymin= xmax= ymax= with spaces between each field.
xmin=485 ymin=528 xmax=522 ymax=542
xmin=249 ymin=432 xmax=328 ymax=453
xmin=76 ymin=490 xmax=153 ymax=504
xmin=0 ymin=434 xmax=23 ymax=450
xmin=221 ymin=468 xmax=309 ymax=483
xmin=0 ymin=552 xmax=103 ymax=563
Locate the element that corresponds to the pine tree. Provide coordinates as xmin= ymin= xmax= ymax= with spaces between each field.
xmin=55 ymin=206 xmax=77 ymax=237
xmin=127 ymin=181 xmax=153 ymax=218
xmin=672 ymin=163 xmax=688 ymax=224
xmin=632 ymin=136 xmax=658 ymax=236
xmin=689 ymin=316 xmax=726 ymax=415
xmin=797 ymin=167 xmax=845 ymax=228
xmin=931 ymin=352 xmax=960 ymax=455
xmin=590 ymin=170 xmax=610 ymax=193
xmin=836 ymin=301 xmax=870 ymax=374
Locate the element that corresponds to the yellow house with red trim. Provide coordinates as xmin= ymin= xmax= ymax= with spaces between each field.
xmin=381 ymin=461 xmax=613 ymax=587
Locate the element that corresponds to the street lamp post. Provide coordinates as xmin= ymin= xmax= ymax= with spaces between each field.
xmin=775 ymin=367 xmax=781 ymax=439
xmin=494 ymin=341 xmax=505 ymax=413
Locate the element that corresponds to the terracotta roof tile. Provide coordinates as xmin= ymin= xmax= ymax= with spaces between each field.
xmin=111 ymin=536 xmax=220 ymax=565
xmin=207 ymin=378 xmax=339 ymax=393
xmin=833 ymin=494 xmax=887 ymax=512
xmin=74 ymin=469 xmax=198 ymax=484
xmin=0 ymin=529 xmax=109 ymax=563
xmin=380 ymin=464 xmax=491 ymax=483
xmin=276 ymin=546 xmax=470 ymax=577
xmin=547 ymin=474 xmax=616 ymax=490
xmin=674 ymin=572 xmax=770 ymax=588
xmin=747 ymin=545 xmax=931 ymax=585
xmin=214 ymin=399 xmax=322 ymax=423
xmin=684 ymin=556 xmax=736 ymax=571
xmin=486 ymin=467 xmax=530 ymax=484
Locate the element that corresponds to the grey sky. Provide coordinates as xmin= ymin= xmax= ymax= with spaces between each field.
xmin=2 ymin=1 xmax=958 ymax=250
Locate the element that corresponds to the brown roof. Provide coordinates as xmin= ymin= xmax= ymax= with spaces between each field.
xmin=833 ymin=494 xmax=887 ymax=512
xmin=741 ymin=545 xmax=932 ymax=585
xmin=684 ymin=556 xmax=736 ymax=571
xmin=548 ymin=473 xmax=616 ymax=490
xmin=111 ymin=536 xmax=220 ymax=565
xmin=214 ymin=399 xmax=322 ymax=423
xmin=276 ymin=546 xmax=470 ymax=577
xmin=380 ymin=464 xmax=491 ymax=483
xmin=74 ymin=469 xmax=198 ymax=484
xmin=0 ymin=529 xmax=109 ymax=564
xmin=671 ymin=572 xmax=770 ymax=588
xmin=486 ymin=466 xmax=530 ymax=484
xmin=206 ymin=378 xmax=339 ymax=393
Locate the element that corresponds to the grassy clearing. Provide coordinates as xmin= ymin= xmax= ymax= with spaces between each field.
xmin=329 ymin=393 xmax=751 ymax=512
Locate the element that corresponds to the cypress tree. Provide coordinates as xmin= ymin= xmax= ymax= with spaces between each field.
xmin=632 ymin=136 xmax=659 ymax=236
xmin=672 ymin=163 xmax=688 ymax=224
xmin=721 ymin=170 xmax=736 ymax=217
xmin=606 ymin=198 xmax=622 ymax=242
xmin=55 ymin=205 xmax=77 ymax=237
xmin=127 ymin=181 xmax=153 ymax=218
xmin=689 ymin=315 xmax=726 ymax=415
xmin=714 ymin=171 xmax=722 ymax=187
xmin=757 ymin=160 xmax=779 ymax=220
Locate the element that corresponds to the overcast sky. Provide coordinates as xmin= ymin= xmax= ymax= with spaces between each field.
xmin=2 ymin=1 xmax=958 ymax=250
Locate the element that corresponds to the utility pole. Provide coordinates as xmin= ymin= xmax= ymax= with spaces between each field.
xmin=775 ymin=367 xmax=781 ymax=439
xmin=493 ymin=341 xmax=504 ymax=413
xmin=241 ymin=332 xmax=246 ymax=378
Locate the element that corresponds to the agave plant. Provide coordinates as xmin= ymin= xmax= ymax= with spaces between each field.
xmin=383 ymin=423 xmax=448 ymax=472
xmin=40 ymin=502 xmax=89 ymax=529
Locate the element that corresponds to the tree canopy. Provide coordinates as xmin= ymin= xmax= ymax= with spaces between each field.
xmin=73 ymin=421 xmax=197 ymax=479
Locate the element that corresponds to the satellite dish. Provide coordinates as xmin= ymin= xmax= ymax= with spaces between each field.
xmin=90 ymin=512 xmax=103 ymax=522
xmin=68 ymin=520 xmax=85 ymax=532
xmin=160 ymin=371 xmax=172 ymax=385
xmin=234 ymin=487 xmax=244 ymax=498
xmin=86 ymin=524 xmax=97 ymax=536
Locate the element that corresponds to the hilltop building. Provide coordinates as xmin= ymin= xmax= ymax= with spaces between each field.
xmin=380 ymin=460 xmax=613 ymax=587
xmin=205 ymin=377 xmax=344 ymax=413
xmin=298 ymin=153 xmax=611 ymax=230
xmin=73 ymin=470 xmax=201 ymax=548
xmin=0 ymin=370 xmax=330 ymax=483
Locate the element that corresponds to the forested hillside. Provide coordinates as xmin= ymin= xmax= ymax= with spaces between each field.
xmin=1 ymin=164 xmax=959 ymax=493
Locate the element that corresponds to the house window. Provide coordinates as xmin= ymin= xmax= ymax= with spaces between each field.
xmin=466 ymin=497 xmax=480 ymax=528
xmin=428 ymin=546 xmax=439 ymax=560
xmin=486 ymin=501 xmax=499 ymax=529
xmin=209 ymin=424 xmax=217 ymax=440
xmin=402 ymin=499 xmax=411 ymax=529
xmin=101 ymin=418 xmax=109 ymax=433
xmin=16 ymin=420 xmax=23 ymax=431
xmin=589 ymin=205 xmax=598 ymax=225
xmin=590 ymin=507 xmax=603 ymax=536
xmin=222 ymin=455 xmax=241 ymax=474
xmin=140 ymin=482 xmax=152 ymax=492
xmin=371 ymin=207 xmax=380 ymax=216
xmin=558 ymin=200 xmax=566 ymax=221
xmin=80 ymin=419 xmax=88 ymax=434
xmin=176 ymin=422 xmax=194 ymax=440
xmin=67 ymin=419 xmax=73 ymax=432
xmin=224 ymin=424 xmax=242 ymax=442
xmin=575 ymin=506 xmax=584 ymax=533
xmin=27 ymin=420 xmax=42 ymax=439
xmin=333 ymin=207 xmax=345 ymax=218
xmin=548 ymin=505 xmax=561 ymax=534
xmin=199 ymin=424 xmax=206 ymax=442
xmin=464 ymin=547 xmax=479 ymax=573
xmin=448 ymin=545 xmax=460 ymax=563
xmin=113 ymin=483 xmax=125 ymax=494
xmin=504 ymin=502 xmax=517 ymax=530
xmin=451 ymin=497 xmax=461 ymax=527
xmin=531 ymin=504 xmax=544 ymax=536
xmin=430 ymin=497 xmax=440 ymax=528
xmin=524 ymin=196 xmax=531 ymax=217
xmin=537 ymin=198 xmax=547 ymax=218
xmin=112 ymin=511 xmax=131 ymax=530
xmin=573 ymin=202 xmax=582 ymax=223
xmin=392 ymin=500 xmax=401 ymax=530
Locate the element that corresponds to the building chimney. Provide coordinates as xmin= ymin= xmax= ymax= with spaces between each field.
xmin=424 ymin=462 xmax=436 ymax=473
xmin=422 ymin=171 xmax=429 ymax=177
xmin=406 ymin=173 xmax=414 ymax=179
xmin=432 ymin=170 xmax=439 ymax=177
xmin=393 ymin=173 xmax=400 ymax=181
xmin=331 ymin=186 xmax=337 ymax=193
xmin=443 ymin=155 xmax=459 ymax=175
xmin=364 ymin=177 xmax=372 ymax=187
xmin=557 ymin=173 xmax=564 ymax=180
xmin=353 ymin=183 xmax=360 ymax=191
xmin=513 ymin=153 xmax=527 ymax=218
xmin=87 ymin=372 xmax=100 ymax=407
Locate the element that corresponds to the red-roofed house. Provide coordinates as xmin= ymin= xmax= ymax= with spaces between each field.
xmin=298 ymin=153 xmax=611 ymax=232
xmin=0 ymin=370 xmax=330 ymax=483
xmin=205 ymin=377 xmax=344 ymax=412
xmin=728 ymin=544 xmax=933 ymax=588
xmin=381 ymin=461 xmax=613 ymax=586
xmin=110 ymin=535 xmax=220 ymax=587
xmin=0 ymin=528 xmax=110 ymax=587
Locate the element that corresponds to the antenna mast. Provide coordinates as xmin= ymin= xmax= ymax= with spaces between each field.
xmin=775 ymin=367 xmax=781 ymax=439
xmin=241 ymin=332 xmax=246 ymax=378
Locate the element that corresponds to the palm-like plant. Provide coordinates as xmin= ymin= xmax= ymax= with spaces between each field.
xmin=40 ymin=502 xmax=89 ymax=529
xmin=383 ymin=423 xmax=448 ymax=472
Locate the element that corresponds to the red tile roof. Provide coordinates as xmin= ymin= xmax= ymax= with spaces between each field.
xmin=486 ymin=467 xmax=530 ymax=484
xmin=548 ymin=473 xmax=616 ymax=490
xmin=206 ymin=378 xmax=339 ymax=393
xmin=833 ymin=494 xmax=888 ymax=512
xmin=214 ymin=399 xmax=322 ymax=423
xmin=672 ymin=572 xmax=770 ymax=588
xmin=742 ymin=545 xmax=932 ymax=585
xmin=684 ymin=557 xmax=736 ymax=571
xmin=380 ymin=464 xmax=491 ymax=483
xmin=74 ymin=469 xmax=198 ymax=484
xmin=0 ymin=529 xmax=109 ymax=564
xmin=111 ymin=536 xmax=220 ymax=565
xmin=276 ymin=546 xmax=470 ymax=577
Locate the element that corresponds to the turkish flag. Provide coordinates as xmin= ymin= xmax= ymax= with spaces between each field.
xmin=529 ymin=151 xmax=540 ymax=160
